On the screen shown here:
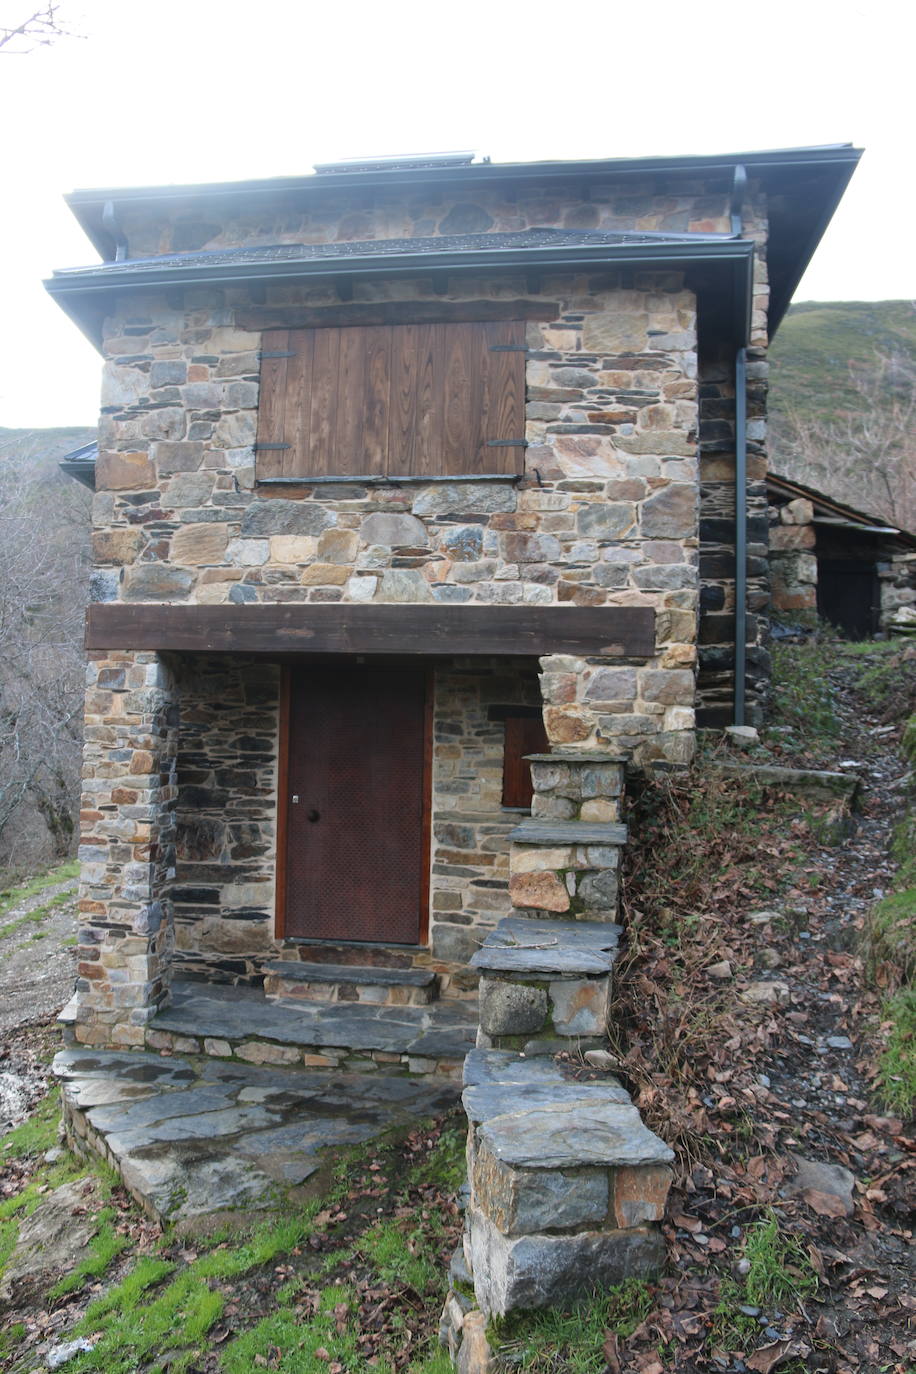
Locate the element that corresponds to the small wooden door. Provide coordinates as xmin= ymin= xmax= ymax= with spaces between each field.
xmin=281 ymin=665 xmax=428 ymax=944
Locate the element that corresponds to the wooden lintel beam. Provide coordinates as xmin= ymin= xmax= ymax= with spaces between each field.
xmin=85 ymin=603 xmax=656 ymax=659
xmin=235 ymin=299 xmax=559 ymax=332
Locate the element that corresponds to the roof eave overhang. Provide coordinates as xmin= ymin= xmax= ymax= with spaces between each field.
xmin=45 ymin=237 xmax=755 ymax=352
xmin=64 ymin=145 xmax=862 ymax=260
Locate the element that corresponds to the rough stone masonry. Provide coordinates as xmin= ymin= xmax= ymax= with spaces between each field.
xmin=70 ymin=168 xmax=770 ymax=1078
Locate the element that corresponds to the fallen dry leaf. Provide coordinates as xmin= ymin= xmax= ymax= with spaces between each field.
xmin=801 ymin=1188 xmax=849 ymax=1217
xmin=602 ymin=1329 xmax=621 ymax=1373
xmin=746 ymin=1340 xmax=793 ymax=1372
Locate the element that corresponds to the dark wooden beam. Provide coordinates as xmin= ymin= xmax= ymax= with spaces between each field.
xmin=237 ymin=299 xmax=559 ymax=332
xmin=86 ymin=603 xmax=656 ymax=659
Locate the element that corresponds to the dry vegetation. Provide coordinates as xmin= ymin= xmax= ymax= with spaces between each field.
xmin=0 ymin=429 xmax=90 ymax=877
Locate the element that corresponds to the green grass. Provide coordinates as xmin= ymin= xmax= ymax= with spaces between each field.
xmin=0 ymin=1322 xmax=26 ymax=1365
xmin=358 ymin=1217 xmax=441 ymax=1293
xmin=769 ymin=631 xmax=841 ymax=750
xmin=875 ymin=988 xmax=916 ymax=1118
xmin=853 ymin=648 xmax=916 ymax=723
xmin=1 ymin=1087 xmax=62 ymax=1159
xmin=490 ymin=1280 xmax=653 ymax=1371
xmin=0 ymin=1092 xmax=93 ymax=1277
xmin=713 ymin=1212 xmax=818 ymax=1350
xmin=50 ymin=1205 xmax=132 ymax=1297
xmin=0 ymin=862 xmax=78 ymax=939
xmin=2 ymin=1082 xmax=462 ymax=1373
xmin=864 ymin=853 xmax=916 ymax=991
xmin=769 ymin=300 xmax=916 ymax=426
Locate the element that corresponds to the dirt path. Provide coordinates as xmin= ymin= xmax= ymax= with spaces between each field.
xmin=0 ymin=874 xmax=78 ymax=1130
xmin=610 ymin=648 xmax=915 ymax=1373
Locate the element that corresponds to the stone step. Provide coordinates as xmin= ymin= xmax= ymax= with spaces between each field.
xmin=263 ymin=960 xmax=439 ymax=1007
xmin=470 ymin=916 xmax=621 ymax=1052
xmin=460 ymin=1049 xmax=673 ymax=1316
xmin=144 ymin=982 xmax=476 ymax=1080
xmin=54 ymin=1048 xmax=459 ymax=1227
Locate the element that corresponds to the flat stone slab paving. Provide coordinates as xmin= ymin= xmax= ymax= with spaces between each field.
xmin=54 ymin=1048 xmax=459 ymax=1228
xmin=147 ymin=982 xmax=477 ymax=1069
xmin=470 ymin=916 xmax=622 ymax=977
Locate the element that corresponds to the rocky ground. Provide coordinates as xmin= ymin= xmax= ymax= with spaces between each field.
xmin=0 ymin=870 xmax=77 ymax=1133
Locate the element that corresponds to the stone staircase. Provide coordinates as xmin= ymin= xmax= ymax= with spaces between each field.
xmin=440 ymin=748 xmax=678 ymax=1368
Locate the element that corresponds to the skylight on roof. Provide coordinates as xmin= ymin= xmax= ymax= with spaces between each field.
xmin=312 ymin=151 xmax=480 ymax=175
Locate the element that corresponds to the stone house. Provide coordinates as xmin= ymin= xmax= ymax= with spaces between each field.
xmin=767 ymin=471 xmax=916 ymax=637
xmin=46 ymin=145 xmax=860 ymax=1052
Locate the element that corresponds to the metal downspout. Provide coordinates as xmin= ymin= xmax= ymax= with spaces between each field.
xmin=734 ymin=346 xmax=748 ymax=725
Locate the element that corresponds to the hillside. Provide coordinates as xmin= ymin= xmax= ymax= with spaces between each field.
xmin=770 ymin=300 xmax=916 ymax=426
xmin=0 ymin=425 xmax=95 ymax=467
xmin=769 ymin=300 xmax=916 ymax=531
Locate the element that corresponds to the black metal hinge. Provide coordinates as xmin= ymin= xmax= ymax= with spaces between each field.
xmin=259 ymin=350 xmax=297 ymax=359
xmin=487 ymin=439 xmax=527 ymax=448
xmin=254 ymin=443 xmax=291 ymax=451
xmin=489 ymin=344 xmax=529 ymax=353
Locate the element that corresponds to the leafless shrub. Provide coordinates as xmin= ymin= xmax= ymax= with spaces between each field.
xmin=778 ymin=346 xmax=916 ymax=534
xmin=0 ymin=433 xmax=89 ymax=874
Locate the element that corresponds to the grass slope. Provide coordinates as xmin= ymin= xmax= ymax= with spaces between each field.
xmin=769 ymin=299 xmax=916 ymax=429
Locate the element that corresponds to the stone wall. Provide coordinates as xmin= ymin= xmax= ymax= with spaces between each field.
xmin=429 ymin=660 xmax=541 ymax=965
xmin=768 ymin=496 xmax=817 ymax=615
xmin=93 ymin=268 xmax=701 ymax=763
xmin=880 ymin=552 xmax=916 ymax=631
xmin=112 ymin=175 xmax=738 ymax=260
xmin=171 ymin=656 xmax=279 ymax=983
xmin=75 ymin=651 xmax=179 ymax=1048
xmin=149 ymin=656 xmax=547 ymax=985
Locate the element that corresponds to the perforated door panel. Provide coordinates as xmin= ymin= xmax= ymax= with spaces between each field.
xmin=285 ymin=666 xmax=426 ymax=943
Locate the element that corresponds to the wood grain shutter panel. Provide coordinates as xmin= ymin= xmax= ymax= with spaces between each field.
xmin=481 ymin=320 xmax=526 ymax=475
xmin=258 ymin=320 xmax=525 ymax=481
xmin=255 ymin=328 xmax=293 ymax=480
xmin=392 ymin=321 xmax=525 ymax=477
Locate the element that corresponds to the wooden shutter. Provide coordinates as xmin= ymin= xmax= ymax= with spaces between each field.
xmin=256 ymin=320 xmax=525 ymax=480
xmin=502 ymin=714 xmax=549 ymax=809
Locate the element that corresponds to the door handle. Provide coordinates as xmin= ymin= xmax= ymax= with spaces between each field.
xmin=307 ymin=808 xmax=320 ymax=823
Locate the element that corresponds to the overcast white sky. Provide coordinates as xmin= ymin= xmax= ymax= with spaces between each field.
xmin=1 ymin=0 xmax=913 ymax=429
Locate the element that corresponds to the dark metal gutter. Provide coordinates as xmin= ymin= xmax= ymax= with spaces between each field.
xmin=734 ymin=347 xmax=748 ymax=725
xmin=46 ymin=237 xmax=755 ymax=351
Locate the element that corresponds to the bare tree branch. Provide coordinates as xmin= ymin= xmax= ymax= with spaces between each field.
xmin=0 ymin=433 xmax=90 ymax=871
xmin=0 ymin=3 xmax=74 ymax=53
xmin=774 ymin=346 xmax=916 ymax=535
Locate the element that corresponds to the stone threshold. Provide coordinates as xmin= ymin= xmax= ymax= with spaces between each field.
xmin=263 ymin=959 xmax=439 ymax=1007
xmin=54 ymin=1047 xmax=459 ymax=1229
xmin=143 ymin=982 xmax=476 ymax=1078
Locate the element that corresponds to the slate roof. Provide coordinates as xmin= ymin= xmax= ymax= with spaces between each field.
xmin=50 ymin=226 xmax=731 ymax=282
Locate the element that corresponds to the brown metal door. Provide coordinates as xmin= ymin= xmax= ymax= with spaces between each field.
xmin=284 ymin=665 xmax=427 ymax=943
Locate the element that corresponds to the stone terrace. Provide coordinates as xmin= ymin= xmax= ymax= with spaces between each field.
xmin=55 ymin=1047 xmax=459 ymax=1228
xmin=142 ymin=982 xmax=477 ymax=1079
